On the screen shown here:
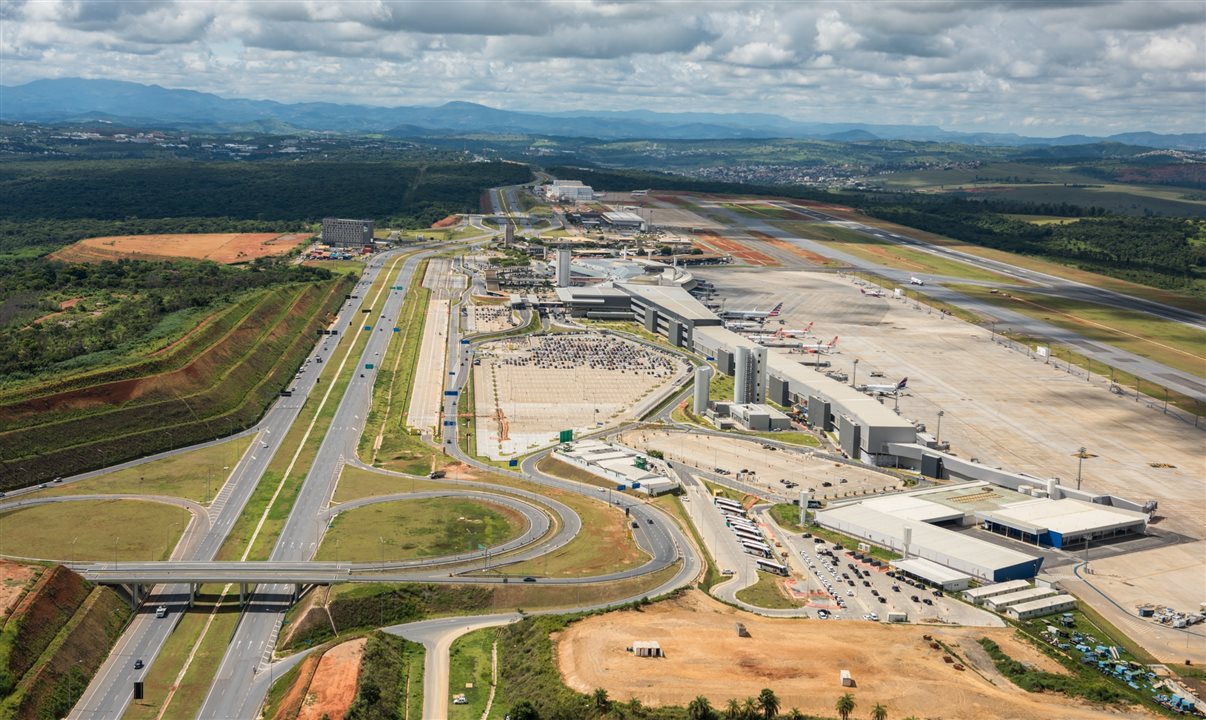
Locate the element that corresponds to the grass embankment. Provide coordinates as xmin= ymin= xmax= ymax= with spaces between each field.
xmin=28 ymin=435 xmax=253 ymax=504
xmin=0 ymin=566 xmax=131 ymax=720
xmin=315 ymin=497 xmax=524 ymax=563
xmin=360 ymin=260 xmax=439 ymax=474
xmin=0 ymin=275 xmax=353 ymax=488
xmin=448 ymin=628 xmax=496 ymax=720
xmin=948 ymin=283 xmax=1206 ymax=380
xmin=735 ymin=570 xmax=805 ymax=610
xmin=979 ymin=638 xmax=1132 ymax=706
xmin=768 ymin=503 xmax=808 ymax=533
xmin=0 ymin=499 xmax=190 ymax=562
xmin=331 ymin=465 xmax=448 ymax=503
xmin=346 ymin=631 xmax=424 ymax=720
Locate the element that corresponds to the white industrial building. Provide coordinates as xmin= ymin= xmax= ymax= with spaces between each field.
xmin=890 ymin=557 xmax=972 ymax=592
xmin=554 ymin=440 xmax=679 ymax=495
xmin=547 ymin=180 xmax=594 ymax=202
xmin=977 ymin=498 xmax=1148 ymax=549
xmin=1007 ymin=594 xmax=1077 ymax=621
xmin=984 ymin=587 xmax=1059 ymax=613
xmin=601 ymin=210 xmax=646 ymax=232
xmin=962 ymin=580 xmax=1033 ymax=604
xmin=816 ymin=502 xmax=1042 ymax=581
xmin=729 ymin=403 xmax=791 ymax=432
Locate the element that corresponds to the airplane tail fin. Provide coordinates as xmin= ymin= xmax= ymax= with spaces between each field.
xmin=897 ymin=377 xmax=908 ymax=390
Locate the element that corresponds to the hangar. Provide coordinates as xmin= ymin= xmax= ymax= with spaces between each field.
xmin=977 ymin=498 xmax=1148 ymax=548
xmin=816 ymin=503 xmax=1042 ymax=581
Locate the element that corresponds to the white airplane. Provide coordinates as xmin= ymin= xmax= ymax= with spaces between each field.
xmin=909 ymin=276 xmax=925 ymax=286
xmin=722 ymin=301 xmax=784 ymax=320
xmin=725 ymin=320 xmax=764 ymax=332
xmin=777 ymin=322 xmax=814 ymax=337
xmin=797 ymin=336 xmax=839 ymax=353
xmin=861 ymin=377 xmax=908 ymax=396
xmin=860 ymin=287 xmax=885 ymax=297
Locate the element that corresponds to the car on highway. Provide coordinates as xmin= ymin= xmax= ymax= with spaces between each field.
xmin=261 ymin=442 xmax=269 ymax=448
xmin=721 ymin=569 xmax=735 ymax=576
xmin=155 ymin=605 xmax=167 ymax=618
xmin=522 ymin=577 xmax=536 ymax=583
xmin=134 ymin=659 xmax=144 ymax=669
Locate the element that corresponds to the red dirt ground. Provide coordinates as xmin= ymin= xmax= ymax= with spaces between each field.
xmin=270 ymin=652 xmax=321 ymax=720
xmin=297 ymin=637 xmax=366 ymax=720
xmin=696 ymin=231 xmax=778 ymax=266
xmin=0 ymin=561 xmax=39 ymax=619
xmin=431 ymin=215 xmax=461 ymax=228
xmin=748 ymin=231 xmax=842 ymax=267
xmin=50 ymin=232 xmax=309 ymax=265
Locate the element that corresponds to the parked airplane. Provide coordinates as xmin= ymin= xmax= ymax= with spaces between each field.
xmin=722 ymin=301 xmax=783 ymax=320
xmin=797 ymin=336 xmax=839 ymax=353
xmin=777 ymin=322 xmax=814 ymax=337
xmin=860 ymin=287 xmax=885 ymax=297
xmin=909 ymin=276 xmax=925 ymax=286
xmin=861 ymin=377 xmax=908 ymax=396
xmin=725 ymin=320 xmax=764 ymax=332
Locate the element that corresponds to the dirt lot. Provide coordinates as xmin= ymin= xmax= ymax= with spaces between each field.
xmin=51 ymin=232 xmax=307 ymax=264
xmin=298 ymin=637 xmax=365 ymax=720
xmin=558 ymin=591 xmax=1153 ymax=719
xmin=0 ymin=561 xmax=38 ymax=618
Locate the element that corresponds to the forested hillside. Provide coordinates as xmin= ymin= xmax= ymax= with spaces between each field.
xmin=0 ymin=159 xmax=532 ymax=254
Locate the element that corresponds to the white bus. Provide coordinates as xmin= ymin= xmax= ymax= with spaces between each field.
xmin=733 ymin=527 xmax=763 ymax=542
xmin=714 ymin=497 xmax=743 ymax=511
xmin=756 ymin=559 xmax=789 ymax=576
xmin=741 ymin=540 xmax=772 ymax=558
xmin=731 ymin=525 xmax=761 ymax=538
xmin=726 ymin=516 xmax=756 ymax=529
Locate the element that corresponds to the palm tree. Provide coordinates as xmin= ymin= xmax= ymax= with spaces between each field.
xmin=787 ymin=710 xmax=805 ymax=720
xmin=688 ymin=695 xmax=715 ymax=720
xmin=725 ymin=698 xmax=741 ymax=720
xmin=741 ymin=697 xmax=758 ymax=720
xmin=870 ymin=702 xmax=888 ymax=720
xmin=835 ymin=693 xmax=856 ymax=720
xmin=757 ymin=688 xmax=780 ymax=720
xmin=593 ymin=688 xmax=610 ymax=712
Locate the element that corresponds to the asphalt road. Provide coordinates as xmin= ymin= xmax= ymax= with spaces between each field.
xmin=195 ymin=247 xmax=444 ymax=719
xmin=67 ymin=260 xmax=387 ymax=719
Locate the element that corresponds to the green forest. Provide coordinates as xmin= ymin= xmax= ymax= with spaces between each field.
xmin=0 ymin=257 xmax=332 ymax=379
xmin=552 ymin=165 xmax=1206 ymax=297
xmin=0 ymin=159 xmax=532 ymax=254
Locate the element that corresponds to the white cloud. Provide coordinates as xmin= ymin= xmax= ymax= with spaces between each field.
xmin=0 ymin=0 xmax=1202 ymax=135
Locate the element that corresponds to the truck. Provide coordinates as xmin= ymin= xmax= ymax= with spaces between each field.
xmin=887 ymin=611 xmax=908 ymax=623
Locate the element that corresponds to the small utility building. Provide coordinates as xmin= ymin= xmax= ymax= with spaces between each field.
xmin=632 ymin=641 xmax=663 ymax=658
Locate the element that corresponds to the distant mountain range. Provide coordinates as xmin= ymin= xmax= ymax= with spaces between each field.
xmin=3 ymin=78 xmax=1204 ymax=150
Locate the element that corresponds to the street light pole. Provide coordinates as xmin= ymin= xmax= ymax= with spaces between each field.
xmin=851 ymin=359 xmax=859 ymax=389
xmin=936 ymin=410 xmax=944 ymax=444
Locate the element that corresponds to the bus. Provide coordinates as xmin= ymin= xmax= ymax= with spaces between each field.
xmin=733 ymin=529 xmax=764 ymax=544
xmin=714 ymin=497 xmax=743 ymax=511
xmin=720 ymin=506 xmax=748 ymax=518
xmin=756 ymin=559 xmax=789 ymax=576
xmin=725 ymin=515 xmax=755 ymax=527
xmin=741 ymin=540 xmax=772 ymax=558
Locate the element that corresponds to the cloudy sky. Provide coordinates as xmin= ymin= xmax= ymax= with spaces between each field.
xmin=2 ymin=0 xmax=1204 ymax=135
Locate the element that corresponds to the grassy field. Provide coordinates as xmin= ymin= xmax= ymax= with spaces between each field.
xmin=768 ymin=503 xmax=808 ymax=533
xmin=1003 ymin=214 xmax=1081 ymax=226
xmin=151 ymin=591 xmax=243 ymax=720
xmin=331 ymin=465 xmax=448 ymax=503
xmin=948 ymin=283 xmax=1206 ymax=379
xmin=0 ymin=500 xmax=190 ymax=562
xmin=447 ymin=628 xmax=497 ymax=720
xmin=314 ymin=497 xmax=524 ymax=562
xmin=735 ymin=570 xmax=804 ymax=609
xmin=490 ymin=488 xmax=648 ymax=578
xmin=25 ymin=435 xmax=253 ymax=504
